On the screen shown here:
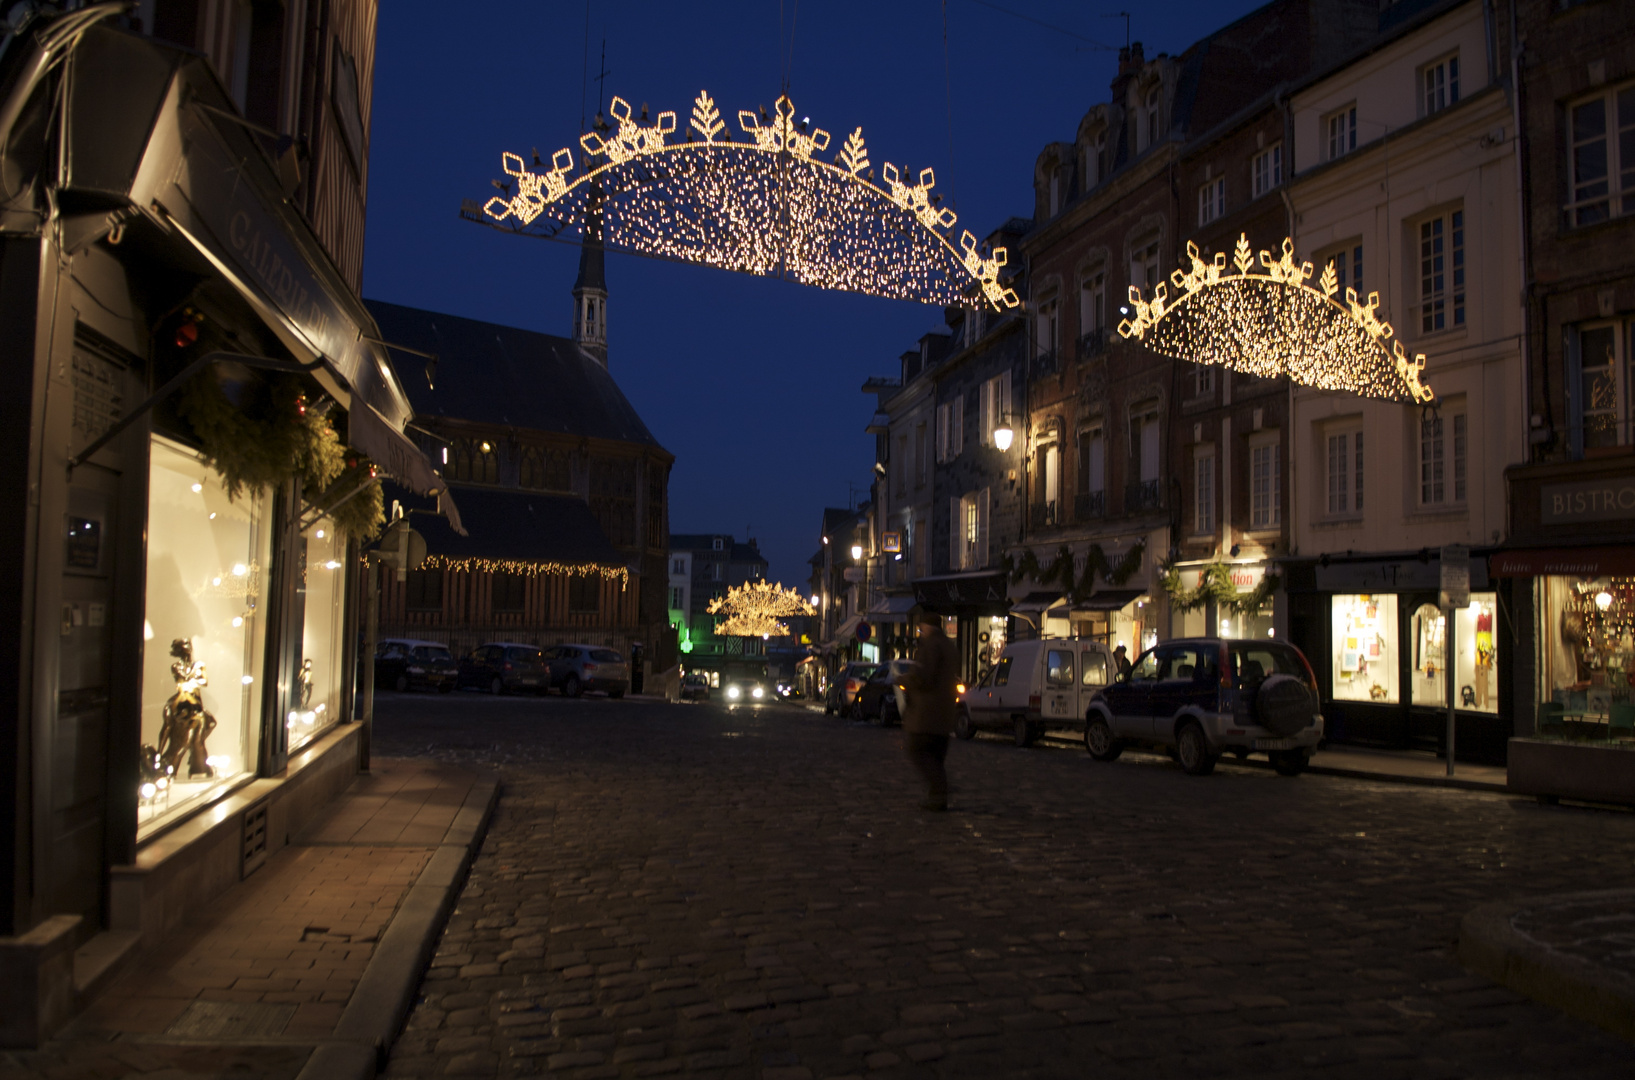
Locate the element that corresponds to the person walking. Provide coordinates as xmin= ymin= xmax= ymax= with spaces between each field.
xmin=901 ymin=612 xmax=959 ymax=811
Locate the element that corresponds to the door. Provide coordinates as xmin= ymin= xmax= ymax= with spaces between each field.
xmin=1041 ymin=647 xmax=1077 ymax=722
xmin=1149 ymin=644 xmax=1214 ymax=738
xmin=1077 ymin=646 xmax=1111 ymax=719
xmin=976 ymin=655 xmax=1011 ymax=725
xmin=1105 ymin=647 xmax=1160 ymax=737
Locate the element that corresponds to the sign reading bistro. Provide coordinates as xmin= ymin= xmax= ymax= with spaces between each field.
xmin=1540 ymin=476 xmax=1635 ymax=524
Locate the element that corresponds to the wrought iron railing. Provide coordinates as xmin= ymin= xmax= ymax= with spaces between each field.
xmin=1074 ymin=328 xmax=1106 ymax=361
xmin=1125 ymin=479 xmax=1163 ymax=512
xmin=1074 ymin=490 xmax=1105 ymax=519
xmin=1033 ymin=348 xmax=1058 ymax=375
xmin=1029 ymin=500 xmax=1059 ymax=530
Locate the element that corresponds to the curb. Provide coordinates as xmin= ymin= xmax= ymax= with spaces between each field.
xmin=1270 ymin=758 xmax=1507 ymax=793
xmin=1458 ymin=889 xmax=1635 ymax=1044
xmin=300 ymin=776 xmax=501 ymax=1079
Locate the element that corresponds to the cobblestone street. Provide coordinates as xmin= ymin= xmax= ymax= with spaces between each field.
xmin=370 ymin=692 xmax=1635 ymax=1079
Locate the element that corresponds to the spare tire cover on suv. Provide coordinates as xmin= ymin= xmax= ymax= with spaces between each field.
xmin=1255 ymin=674 xmax=1315 ymax=736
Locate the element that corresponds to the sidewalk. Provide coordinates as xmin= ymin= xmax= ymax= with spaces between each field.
xmin=1289 ymin=742 xmax=1509 ymax=791
xmin=0 ymin=757 xmax=497 ymax=1080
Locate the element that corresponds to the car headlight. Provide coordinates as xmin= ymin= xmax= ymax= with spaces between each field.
xmin=752 ymin=686 xmax=764 ymax=699
xmin=727 ymin=686 xmax=740 ymax=699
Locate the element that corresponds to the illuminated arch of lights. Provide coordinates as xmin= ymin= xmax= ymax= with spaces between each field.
xmin=471 ymin=92 xmax=1020 ymax=311
xmin=1118 ymin=235 xmax=1436 ymax=404
xmin=707 ymin=580 xmax=816 ymax=638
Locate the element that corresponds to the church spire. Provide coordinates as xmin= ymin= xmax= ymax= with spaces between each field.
xmin=573 ymin=185 xmax=608 ymax=367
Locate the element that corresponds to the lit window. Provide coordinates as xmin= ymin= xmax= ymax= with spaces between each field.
xmin=1574 ymin=320 xmax=1635 ymax=451
xmin=1418 ymin=210 xmax=1466 ymax=333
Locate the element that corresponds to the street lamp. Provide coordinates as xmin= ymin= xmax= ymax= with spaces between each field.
xmin=993 ymin=420 xmax=1014 ymax=452
xmin=850 ymin=543 xmax=864 ymax=560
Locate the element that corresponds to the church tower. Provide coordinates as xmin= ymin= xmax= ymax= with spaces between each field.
xmin=572 ymin=188 xmax=608 ymax=367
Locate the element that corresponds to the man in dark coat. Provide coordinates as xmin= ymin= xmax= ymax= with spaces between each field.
xmin=902 ymin=612 xmax=959 ymax=811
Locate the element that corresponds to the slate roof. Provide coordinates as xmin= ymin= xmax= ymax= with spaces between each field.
xmin=396 ymin=486 xmax=626 ymax=568
xmin=365 ymin=300 xmax=665 ymax=450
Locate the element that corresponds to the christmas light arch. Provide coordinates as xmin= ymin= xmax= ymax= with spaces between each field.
xmin=706 ymin=580 xmax=816 ymax=638
xmin=470 ymin=93 xmax=1020 ymax=311
xmin=1117 ymin=235 xmax=1436 ymax=404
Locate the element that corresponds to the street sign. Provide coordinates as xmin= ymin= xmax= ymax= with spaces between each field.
xmin=1439 ymin=544 xmax=1470 ymax=610
xmin=842 ymin=567 xmax=865 ymax=582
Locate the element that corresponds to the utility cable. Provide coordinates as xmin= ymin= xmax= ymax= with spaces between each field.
xmin=943 ymin=0 xmax=958 ymax=212
xmin=964 ymin=0 xmax=1114 ymax=50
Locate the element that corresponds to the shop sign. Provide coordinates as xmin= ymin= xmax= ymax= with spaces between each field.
xmin=913 ymin=573 xmax=1009 ymax=608
xmin=1439 ymin=544 xmax=1470 ymax=609
xmin=1176 ymin=564 xmax=1264 ymax=591
xmin=1540 ymin=476 xmax=1635 ymax=525
xmin=1488 ymin=546 xmax=1635 ymax=577
xmin=1316 ymin=557 xmax=1489 ymax=593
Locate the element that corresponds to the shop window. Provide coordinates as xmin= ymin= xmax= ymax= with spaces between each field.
xmin=1538 ymin=576 xmax=1634 ymax=734
xmin=405 ymin=569 xmax=443 ymax=612
xmin=291 ymin=522 xmax=347 ymax=752
xmin=1416 ymin=209 xmax=1465 ymax=333
xmin=138 ymin=437 xmax=272 ymax=836
xmin=1571 ymin=320 xmax=1634 ymax=452
xmin=1408 ymin=594 xmax=1498 ymax=712
xmin=1566 ymin=81 xmax=1635 ymax=226
xmin=1332 ymin=594 xmax=1399 ymax=703
xmin=569 ymin=574 xmax=601 ymax=612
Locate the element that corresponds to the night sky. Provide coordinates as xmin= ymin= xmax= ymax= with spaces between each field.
xmin=363 ymin=0 xmax=1268 ymax=587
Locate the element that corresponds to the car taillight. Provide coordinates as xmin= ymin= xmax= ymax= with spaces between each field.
xmin=1297 ymin=651 xmax=1320 ymax=696
xmin=1028 ymin=693 xmax=1041 ymax=711
xmin=503 ymin=663 xmax=513 ymax=672
xmin=583 ymin=663 xmax=598 ymax=672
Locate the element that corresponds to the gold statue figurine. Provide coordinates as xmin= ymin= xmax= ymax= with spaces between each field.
xmin=158 ymin=637 xmax=218 ymax=779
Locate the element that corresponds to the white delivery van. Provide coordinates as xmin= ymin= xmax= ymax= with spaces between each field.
xmin=955 ymin=638 xmax=1115 ymax=746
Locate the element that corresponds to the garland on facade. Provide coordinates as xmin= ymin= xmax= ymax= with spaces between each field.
xmin=416 ymin=554 xmax=629 ymax=586
xmin=1003 ymin=539 xmax=1146 ymax=604
xmin=1158 ymin=559 xmax=1280 ymax=615
xmin=175 ymin=371 xmax=384 ymax=538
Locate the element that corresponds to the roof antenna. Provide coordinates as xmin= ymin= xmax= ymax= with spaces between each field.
xmin=1102 ymin=11 xmax=1131 ymax=50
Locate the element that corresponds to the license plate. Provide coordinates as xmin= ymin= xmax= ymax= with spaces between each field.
xmin=1256 ymin=737 xmax=1298 ymax=750
xmin=520 ymin=677 xmax=538 ymax=685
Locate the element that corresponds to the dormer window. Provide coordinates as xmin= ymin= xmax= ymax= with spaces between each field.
xmin=1084 ymin=130 xmax=1108 ymax=187
xmin=1049 ymin=167 xmax=1064 ymax=215
xmin=1145 ymin=87 xmax=1161 ymax=149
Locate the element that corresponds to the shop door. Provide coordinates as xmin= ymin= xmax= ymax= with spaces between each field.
xmin=51 ymin=473 xmax=117 ymax=926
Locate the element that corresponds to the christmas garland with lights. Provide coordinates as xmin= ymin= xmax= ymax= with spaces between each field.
xmin=1004 ymin=540 xmax=1146 ymax=604
xmin=1158 ymin=559 xmax=1280 ymax=615
xmin=175 ymin=371 xmax=384 ymax=538
xmin=417 ymin=554 xmax=629 ymax=586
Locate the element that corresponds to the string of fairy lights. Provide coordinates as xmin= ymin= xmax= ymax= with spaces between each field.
xmin=417 ymin=554 xmax=630 ymax=587
xmin=706 ymin=580 xmax=816 ymax=638
xmin=1564 ymin=577 xmax=1635 ymax=659
xmin=1118 ymin=236 xmax=1437 ymax=404
xmin=479 ymin=92 xmax=1020 ymax=311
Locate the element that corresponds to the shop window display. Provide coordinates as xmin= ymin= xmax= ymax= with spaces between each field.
xmin=1332 ymin=594 xmax=1399 ymax=703
xmin=290 ymin=521 xmax=347 ymax=752
xmin=1539 ymin=576 xmax=1635 ymax=735
xmin=1409 ymin=595 xmax=1498 ymax=712
xmin=138 ymin=437 xmax=271 ymax=835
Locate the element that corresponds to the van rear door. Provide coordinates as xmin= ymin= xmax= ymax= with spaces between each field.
xmin=1077 ymin=646 xmax=1111 ymax=720
xmin=1042 ymin=646 xmax=1078 ymax=721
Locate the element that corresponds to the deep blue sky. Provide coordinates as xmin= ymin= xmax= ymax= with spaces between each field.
xmin=363 ymin=0 xmax=1267 ymax=587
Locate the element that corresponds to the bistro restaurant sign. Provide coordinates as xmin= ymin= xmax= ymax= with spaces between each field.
xmin=1540 ymin=475 xmax=1635 ymax=525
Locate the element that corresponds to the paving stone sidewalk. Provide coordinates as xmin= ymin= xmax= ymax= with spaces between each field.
xmin=369 ymin=693 xmax=1635 ymax=1079
xmin=0 ymin=755 xmax=488 ymax=1080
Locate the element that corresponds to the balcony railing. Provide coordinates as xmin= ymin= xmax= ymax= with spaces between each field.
xmin=1074 ymin=490 xmax=1105 ymax=520
xmin=1074 ymin=328 xmax=1106 ymax=362
xmin=1030 ymin=500 xmax=1059 ymax=530
xmin=1125 ymin=478 xmax=1163 ymax=512
xmin=1033 ymin=348 xmax=1059 ymax=375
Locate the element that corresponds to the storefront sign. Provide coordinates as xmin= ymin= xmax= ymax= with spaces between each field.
xmin=1488 ymin=546 xmax=1635 ymax=577
xmin=1540 ymin=476 xmax=1635 ymax=524
xmin=1176 ymin=563 xmax=1265 ymax=591
xmin=1440 ymin=544 xmax=1470 ymax=609
xmin=1316 ymin=557 xmax=1489 ymax=593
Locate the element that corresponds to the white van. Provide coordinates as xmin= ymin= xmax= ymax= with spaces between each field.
xmin=955 ymin=638 xmax=1115 ymax=746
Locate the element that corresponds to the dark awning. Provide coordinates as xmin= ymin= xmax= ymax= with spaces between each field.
xmin=1489 ymin=546 xmax=1635 ymax=578
xmin=1011 ymin=591 xmax=1063 ymax=614
xmin=912 ymin=571 xmax=1009 ymax=614
xmin=1074 ymin=589 xmax=1146 ymax=612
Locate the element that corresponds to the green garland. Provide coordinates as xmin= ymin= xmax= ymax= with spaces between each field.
xmin=1159 ymin=559 xmax=1280 ymax=615
xmin=175 ymin=370 xmax=384 ymax=538
xmin=1003 ymin=539 xmax=1146 ymax=604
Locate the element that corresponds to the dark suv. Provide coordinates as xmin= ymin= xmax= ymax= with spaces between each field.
xmin=374 ymin=639 xmax=457 ymax=693
xmin=1086 ymin=638 xmax=1323 ymax=776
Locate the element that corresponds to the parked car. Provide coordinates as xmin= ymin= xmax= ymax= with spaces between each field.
xmin=956 ymin=638 xmax=1116 ymax=746
xmin=546 ymin=644 xmax=630 ymax=698
xmin=851 ymin=660 xmax=913 ymax=725
xmin=680 ymin=672 xmax=712 ymax=701
xmin=1086 ymin=638 xmax=1323 ymax=776
xmin=374 ymin=638 xmax=458 ymax=693
xmin=824 ymin=662 xmax=877 ymax=714
xmin=458 ymin=642 xmax=550 ymax=694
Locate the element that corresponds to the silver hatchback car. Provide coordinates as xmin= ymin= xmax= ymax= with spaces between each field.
xmin=546 ymin=644 xmax=631 ymax=698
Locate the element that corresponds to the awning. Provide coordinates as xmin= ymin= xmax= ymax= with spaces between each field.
xmin=1489 ymin=546 xmax=1635 ymax=578
xmin=912 ymin=571 xmax=1010 ymax=611
xmin=1011 ymin=591 xmax=1064 ymax=614
xmin=834 ymin=613 xmax=864 ymax=642
xmin=1073 ymin=589 xmax=1146 ymax=612
xmin=866 ymin=595 xmax=918 ymax=619
xmin=348 ymin=403 xmax=464 ymax=534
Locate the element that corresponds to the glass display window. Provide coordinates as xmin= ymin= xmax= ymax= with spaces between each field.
xmin=1332 ymin=594 xmax=1399 ymax=703
xmin=291 ymin=521 xmax=347 ymax=751
xmin=138 ymin=437 xmax=272 ymax=836
xmin=1408 ymin=594 xmax=1498 ymax=712
xmin=1538 ymin=576 xmax=1635 ymax=736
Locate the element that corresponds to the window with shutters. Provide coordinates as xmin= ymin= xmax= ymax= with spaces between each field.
xmin=979 ymin=373 xmax=1012 ymax=446
xmin=951 ymin=489 xmax=991 ymax=570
